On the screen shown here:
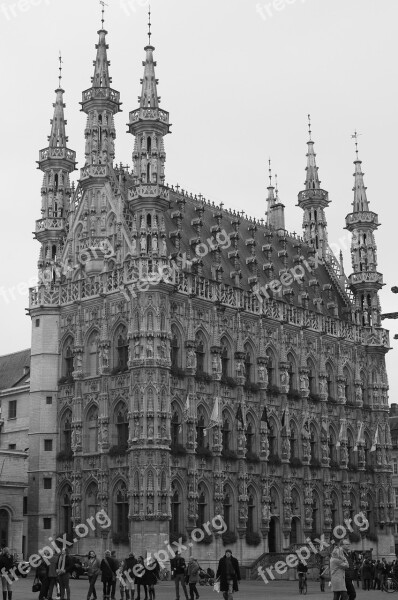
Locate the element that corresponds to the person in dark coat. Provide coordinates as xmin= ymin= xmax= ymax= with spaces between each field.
xmin=135 ymin=557 xmax=148 ymax=600
xmin=361 ymin=559 xmax=372 ymax=591
xmin=35 ymin=557 xmax=49 ymax=600
xmin=100 ymin=550 xmax=118 ymax=600
xmin=216 ymin=550 xmax=240 ymax=600
xmin=56 ymin=547 xmax=74 ymax=600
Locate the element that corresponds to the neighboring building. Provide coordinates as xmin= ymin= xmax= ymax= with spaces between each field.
xmin=26 ymin=19 xmax=394 ymax=564
xmin=0 ymin=349 xmax=30 ymax=557
xmin=389 ymin=404 xmax=398 ymax=555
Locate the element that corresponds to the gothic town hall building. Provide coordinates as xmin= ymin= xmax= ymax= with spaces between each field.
xmin=27 ymin=21 xmax=394 ymax=564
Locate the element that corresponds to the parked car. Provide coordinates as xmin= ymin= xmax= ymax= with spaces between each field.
xmin=68 ymin=555 xmax=88 ymax=579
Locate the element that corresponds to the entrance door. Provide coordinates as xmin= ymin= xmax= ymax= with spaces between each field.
xmin=0 ymin=510 xmax=9 ymax=547
xmin=269 ymin=516 xmax=277 ymax=552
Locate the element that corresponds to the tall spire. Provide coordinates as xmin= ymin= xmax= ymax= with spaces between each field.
xmin=36 ymin=59 xmax=76 ymax=284
xmin=298 ymin=116 xmax=329 ymax=260
xmin=266 ymin=160 xmax=285 ymax=230
xmin=128 ymin=9 xmax=171 ymax=206
xmin=80 ymin=24 xmax=121 ymax=183
xmin=345 ymin=135 xmax=383 ymax=326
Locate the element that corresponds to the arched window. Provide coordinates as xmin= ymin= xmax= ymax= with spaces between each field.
xmin=86 ymin=406 xmax=98 ymax=453
xmin=246 ymin=422 xmax=254 ymax=453
xmin=344 ymin=367 xmax=352 ymax=403
xmin=326 ymin=364 xmax=334 ymax=400
xmin=195 ymin=332 xmax=205 ymax=373
xmin=364 ymin=433 xmax=371 ymax=466
xmin=310 ymin=425 xmax=317 ymax=463
xmin=170 ymin=328 xmax=180 ymax=368
xmin=170 ymin=487 xmax=180 ymax=535
xmin=329 ymin=428 xmax=337 ymax=464
xmin=268 ymin=424 xmax=276 ymax=456
xmin=115 ymin=482 xmax=129 ymax=536
xmin=247 ymin=491 xmax=255 ymax=533
xmin=266 ymin=350 xmax=274 ymax=386
xmin=116 ymin=327 xmax=129 ymax=371
xmin=197 ymin=487 xmax=207 ymax=527
xmin=87 ymin=332 xmax=99 ymax=376
xmin=221 ymin=341 xmax=229 ymax=377
xmin=307 ymin=359 xmax=316 ymax=394
xmin=244 ymin=344 xmax=252 ymax=384
xmin=196 ymin=413 xmax=206 ymax=450
xmin=290 ymin=423 xmax=297 ymax=460
xmin=222 ymin=417 xmax=231 ymax=452
xmin=347 ymin=431 xmax=355 ymax=466
xmin=331 ymin=493 xmax=338 ymax=531
xmin=171 ymin=410 xmax=181 ymax=446
xmin=223 ymin=490 xmax=232 ymax=531
xmin=86 ymin=482 xmax=99 ymax=537
xmin=115 ymin=403 xmax=129 ymax=447
xmin=64 ymin=339 xmax=74 ymax=377
xmin=287 ymin=353 xmax=296 ymax=392
xmin=0 ymin=510 xmax=9 ymax=547
xmin=311 ymin=496 xmax=319 ymax=537
xmin=60 ymin=487 xmax=73 ymax=537
xmin=61 ymin=411 xmax=72 ymax=452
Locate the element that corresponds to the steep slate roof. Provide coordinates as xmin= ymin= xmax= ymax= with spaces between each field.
xmin=161 ymin=191 xmax=350 ymax=320
xmin=0 ymin=349 xmax=31 ymax=391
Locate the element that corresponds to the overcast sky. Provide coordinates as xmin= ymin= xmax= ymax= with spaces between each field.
xmin=1 ymin=0 xmax=397 ymax=401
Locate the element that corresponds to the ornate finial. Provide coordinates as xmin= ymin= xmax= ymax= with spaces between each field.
xmin=58 ymin=51 xmax=63 ymax=88
xmin=351 ymin=129 xmax=362 ymax=160
xmin=308 ymin=114 xmax=312 ymax=141
xmin=275 ymin=173 xmax=279 ymax=199
xmin=268 ymin=158 xmax=272 ymax=186
xmin=99 ymin=0 xmax=108 ymax=29
xmin=148 ymin=6 xmax=152 ymax=45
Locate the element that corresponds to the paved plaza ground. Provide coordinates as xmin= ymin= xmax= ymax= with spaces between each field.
xmin=8 ymin=577 xmax=393 ymax=600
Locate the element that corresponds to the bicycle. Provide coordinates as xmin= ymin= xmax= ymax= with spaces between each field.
xmin=384 ymin=576 xmax=398 ymax=593
xmin=298 ymin=573 xmax=307 ymax=595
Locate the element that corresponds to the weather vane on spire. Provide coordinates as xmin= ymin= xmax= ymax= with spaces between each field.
xmin=148 ymin=5 xmax=152 ymax=45
xmin=268 ymin=158 xmax=273 ymax=186
xmin=58 ymin=51 xmax=63 ymax=89
xmin=351 ymin=130 xmax=362 ymax=160
xmin=308 ymin=114 xmax=312 ymax=141
xmin=99 ymin=0 xmax=108 ymax=29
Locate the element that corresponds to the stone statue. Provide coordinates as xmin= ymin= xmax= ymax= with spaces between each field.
xmin=299 ymin=374 xmax=307 ymax=391
xmin=338 ymin=383 xmax=345 ymax=399
xmin=140 ymin=236 xmax=147 ymax=253
xmin=152 ymin=236 xmax=158 ymax=253
xmin=134 ymin=341 xmax=141 ymax=358
xmin=320 ymin=379 xmax=327 ymax=395
xmin=258 ymin=364 xmax=266 ymax=382
xmin=262 ymin=504 xmax=270 ymax=521
xmin=161 ymin=237 xmax=167 ymax=256
xmin=187 ymin=348 xmax=196 ymax=369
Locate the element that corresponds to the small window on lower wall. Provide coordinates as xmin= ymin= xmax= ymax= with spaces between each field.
xmin=43 ymin=518 xmax=51 ymax=529
xmin=44 ymin=478 xmax=52 ymax=489
xmin=35 ymin=319 xmax=40 ymax=327
xmin=46 ymin=397 xmax=52 ymax=405
xmin=44 ymin=440 xmax=53 ymax=451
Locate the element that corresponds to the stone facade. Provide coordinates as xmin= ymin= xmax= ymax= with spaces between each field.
xmin=27 ymin=23 xmax=394 ymax=565
xmin=0 ymin=349 xmax=30 ymax=557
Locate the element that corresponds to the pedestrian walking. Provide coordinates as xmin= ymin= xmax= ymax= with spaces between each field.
xmin=0 ymin=548 xmax=14 ymax=600
xmin=110 ymin=551 xmax=120 ymax=600
xmin=187 ymin=558 xmax=200 ymax=600
xmin=56 ymin=547 xmax=74 ymax=600
xmin=171 ymin=552 xmax=189 ymax=600
xmin=143 ymin=558 xmax=159 ymax=600
xmin=46 ymin=551 xmax=60 ymax=600
xmin=341 ymin=539 xmax=357 ymax=600
xmin=86 ymin=550 xmax=101 ymax=600
xmin=319 ymin=560 xmax=330 ymax=592
xmin=101 ymin=550 xmax=118 ymax=600
xmin=135 ymin=557 xmax=148 ymax=600
xmin=330 ymin=546 xmax=349 ymax=600
xmin=216 ymin=549 xmax=241 ymax=600
xmin=120 ymin=553 xmax=137 ymax=600
xmin=362 ymin=559 xmax=372 ymax=591
xmin=34 ymin=556 xmax=48 ymax=600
